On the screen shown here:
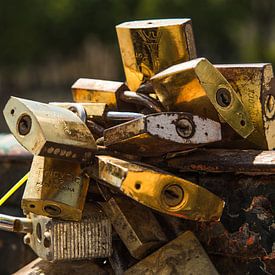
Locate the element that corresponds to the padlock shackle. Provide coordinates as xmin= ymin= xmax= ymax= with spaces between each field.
xmin=0 ymin=214 xmax=32 ymax=233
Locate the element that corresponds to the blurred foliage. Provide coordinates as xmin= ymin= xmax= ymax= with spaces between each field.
xmin=0 ymin=0 xmax=274 ymax=131
xmin=0 ymin=0 xmax=275 ymax=70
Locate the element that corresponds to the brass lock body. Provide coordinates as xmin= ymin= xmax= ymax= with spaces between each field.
xmin=24 ymin=204 xmax=112 ymax=261
xmin=151 ymin=58 xmax=254 ymax=138
xmin=215 ymin=63 xmax=275 ymax=149
xmin=104 ymin=112 xmax=221 ymax=156
xmin=22 ymin=156 xmax=89 ymax=221
xmin=91 ymin=156 xmax=224 ymax=221
xmin=3 ymin=97 xmax=96 ymax=162
xmin=99 ymin=189 xmax=167 ymax=259
xmin=125 ymin=231 xmax=218 ymax=275
xmin=116 ymin=19 xmax=197 ymax=91
xmin=72 ymin=78 xmax=129 ymax=110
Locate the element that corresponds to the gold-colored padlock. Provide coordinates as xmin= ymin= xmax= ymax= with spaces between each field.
xmin=71 ymin=78 xmax=129 ymax=110
xmin=3 ymin=97 xmax=96 ymax=162
xmin=215 ymin=63 xmax=275 ymax=149
xmin=150 ymin=58 xmax=254 ymax=138
xmin=99 ymin=187 xmax=167 ymax=259
xmin=116 ymin=19 xmax=197 ymax=91
xmin=125 ymin=231 xmax=219 ymax=275
xmin=104 ymin=112 xmax=221 ymax=156
xmin=22 ymin=156 xmax=89 ymax=221
xmin=91 ymin=156 xmax=224 ymax=221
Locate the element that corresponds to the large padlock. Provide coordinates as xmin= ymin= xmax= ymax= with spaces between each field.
xmin=116 ymin=19 xmax=197 ymax=91
xmin=22 ymin=156 xmax=89 ymax=221
xmin=215 ymin=63 xmax=275 ymax=149
xmin=91 ymin=155 xmax=224 ymax=221
xmin=104 ymin=112 xmax=221 ymax=156
xmin=125 ymin=231 xmax=219 ymax=275
xmin=150 ymin=58 xmax=254 ymax=139
xmin=3 ymin=97 xmax=96 ymax=162
xmin=99 ymin=186 xmax=167 ymax=259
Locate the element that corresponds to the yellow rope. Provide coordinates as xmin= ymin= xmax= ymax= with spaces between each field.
xmin=0 ymin=172 xmax=29 ymax=206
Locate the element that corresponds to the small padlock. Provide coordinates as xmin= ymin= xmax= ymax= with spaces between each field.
xmin=116 ymin=19 xmax=197 ymax=91
xmin=3 ymin=97 xmax=96 ymax=162
xmin=71 ymin=78 xmax=130 ymax=110
xmin=150 ymin=58 xmax=254 ymax=139
xmin=104 ymin=112 xmax=221 ymax=156
xmin=125 ymin=231 xmax=219 ymax=275
xmin=99 ymin=186 xmax=167 ymax=259
xmin=91 ymin=155 xmax=224 ymax=221
xmin=215 ymin=63 xmax=275 ymax=149
xmin=22 ymin=156 xmax=89 ymax=221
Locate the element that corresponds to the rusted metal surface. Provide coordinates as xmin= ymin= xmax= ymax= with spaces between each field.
xmin=152 ymin=171 xmax=275 ymax=274
xmin=167 ymin=149 xmax=275 ymax=174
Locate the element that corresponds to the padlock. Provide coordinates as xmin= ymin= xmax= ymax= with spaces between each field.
xmin=116 ymin=19 xmax=197 ymax=91
xmin=3 ymin=97 xmax=96 ymax=162
xmin=215 ymin=63 xmax=275 ymax=149
xmin=124 ymin=231 xmax=219 ymax=275
xmin=99 ymin=186 xmax=167 ymax=259
xmin=21 ymin=156 xmax=89 ymax=221
xmin=104 ymin=112 xmax=221 ymax=156
xmin=91 ymin=156 xmax=224 ymax=221
xmin=23 ymin=204 xmax=112 ymax=261
xmin=150 ymin=58 xmax=254 ymax=139
xmin=71 ymin=78 xmax=130 ymax=110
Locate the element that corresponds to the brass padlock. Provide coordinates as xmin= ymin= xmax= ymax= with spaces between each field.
xmin=125 ymin=231 xmax=219 ymax=275
xmin=23 ymin=204 xmax=112 ymax=261
xmin=71 ymin=78 xmax=129 ymax=110
xmin=215 ymin=63 xmax=275 ymax=149
xmin=150 ymin=58 xmax=254 ymax=139
xmin=3 ymin=97 xmax=96 ymax=162
xmin=99 ymin=186 xmax=167 ymax=259
xmin=116 ymin=19 xmax=197 ymax=91
xmin=104 ymin=112 xmax=221 ymax=156
xmin=22 ymin=156 xmax=89 ymax=221
xmin=91 ymin=156 xmax=224 ymax=221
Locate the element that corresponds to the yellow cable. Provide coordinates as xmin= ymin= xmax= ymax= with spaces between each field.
xmin=0 ymin=172 xmax=29 ymax=206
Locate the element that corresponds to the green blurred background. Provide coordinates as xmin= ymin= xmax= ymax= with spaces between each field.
xmin=0 ymin=0 xmax=274 ymax=131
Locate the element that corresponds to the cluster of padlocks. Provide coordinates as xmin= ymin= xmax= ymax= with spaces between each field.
xmin=1 ymin=19 xmax=275 ymax=274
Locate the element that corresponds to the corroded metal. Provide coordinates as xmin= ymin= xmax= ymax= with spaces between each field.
xmin=91 ymin=155 xmax=224 ymax=221
xmin=125 ymin=231 xmax=219 ymax=274
xmin=166 ymin=149 xmax=275 ymax=174
xmin=151 ymin=58 xmax=254 ymax=138
xmin=24 ymin=204 xmax=112 ymax=262
xmin=3 ymin=97 xmax=96 ymax=162
xmin=104 ymin=112 xmax=221 ymax=156
xmin=116 ymin=19 xmax=197 ymax=91
xmin=22 ymin=156 xmax=89 ymax=221
xmin=216 ymin=63 xmax=275 ymax=149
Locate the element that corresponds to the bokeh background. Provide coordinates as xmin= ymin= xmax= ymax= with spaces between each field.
xmin=1 ymin=0 xmax=275 ymax=131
